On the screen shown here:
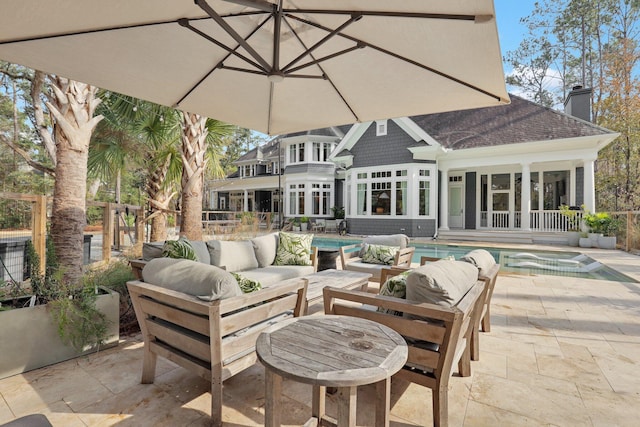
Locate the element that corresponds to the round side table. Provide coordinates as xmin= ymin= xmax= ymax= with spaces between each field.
xmin=256 ymin=315 xmax=408 ymax=427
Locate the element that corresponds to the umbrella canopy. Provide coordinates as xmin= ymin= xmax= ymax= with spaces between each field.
xmin=0 ymin=0 xmax=509 ymax=135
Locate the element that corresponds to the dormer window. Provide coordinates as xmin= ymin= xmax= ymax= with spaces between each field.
xmin=376 ymin=120 xmax=387 ymax=136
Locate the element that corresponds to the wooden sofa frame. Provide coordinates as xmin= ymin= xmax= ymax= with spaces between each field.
xmin=323 ymin=278 xmax=486 ymax=427
xmin=339 ymin=244 xmax=415 ymax=282
xmin=127 ymin=278 xmax=308 ymax=427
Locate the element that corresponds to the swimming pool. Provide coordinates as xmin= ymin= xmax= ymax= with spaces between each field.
xmin=311 ymin=237 xmax=637 ymax=283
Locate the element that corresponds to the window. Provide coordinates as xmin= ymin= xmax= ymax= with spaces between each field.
xmin=357 ymin=183 xmax=367 ymax=215
xmin=372 ymin=182 xmax=391 ymax=215
xmin=313 ymin=142 xmax=321 ymax=161
xmin=298 ymin=184 xmax=305 ymax=215
xmin=376 ymin=120 xmax=387 ymax=136
xmin=288 ymin=143 xmax=305 ymax=164
xmin=396 ymin=181 xmax=407 ymax=215
xmin=311 ymin=183 xmax=332 ymax=215
xmin=419 ymin=181 xmax=430 ymax=216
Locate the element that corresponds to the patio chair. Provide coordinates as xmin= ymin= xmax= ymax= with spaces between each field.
xmin=311 ymin=218 xmax=326 ymax=233
xmin=324 ymin=261 xmax=487 ymax=427
xmin=340 ymin=234 xmax=414 ymax=282
xmin=324 ymin=219 xmax=338 ymax=233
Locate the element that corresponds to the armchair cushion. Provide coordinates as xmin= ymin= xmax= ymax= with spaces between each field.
xmin=460 ymin=249 xmax=497 ymax=275
xmin=207 ymin=239 xmax=259 ymax=272
xmin=406 ymin=260 xmax=479 ymax=307
xmin=361 ymin=244 xmax=400 ymax=265
xmin=142 ymin=257 xmax=242 ymax=301
xmin=251 ymin=232 xmax=279 ymax=267
xmin=274 ymin=232 xmax=313 ymax=266
xmin=362 ymin=233 xmax=409 ymax=249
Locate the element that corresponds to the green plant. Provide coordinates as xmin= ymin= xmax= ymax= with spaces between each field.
xmin=300 ymin=216 xmax=309 ymax=223
xmin=331 ymin=206 xmax=345 ymax=219
xmin=19 ymin=239 xmax=113 ymax=352
xmin=559 ymin=205 xmax=580 ymax=231
xmin=583 ymin=211 xmax=619 ymax=236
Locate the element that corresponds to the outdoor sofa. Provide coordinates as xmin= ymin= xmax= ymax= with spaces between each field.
xmin=127 ymin=231 xmax=321 ymax=426
xmin=339 ymin=233 xmax=415 ymax=282
xmin=323 ymin=259 xmax=487 ymax=427
xmin=131 ymin=231 xmax=318 ymax=285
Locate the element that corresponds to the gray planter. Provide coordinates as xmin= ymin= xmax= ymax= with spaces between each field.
xmin=579 ymin=237 xmax=592 ymax=248
xmin=566 ymin=231 xmax=581 ymax=247
xmin=588 ymin=233 xmax=602 ymax=247
xmin=0 ymin=287 xmax=119 ymax=380
xmin=598 ymin=235 xmax=617 ymax=250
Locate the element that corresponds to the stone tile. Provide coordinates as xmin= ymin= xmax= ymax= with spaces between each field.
xmin=464 ymin=400 xmax=558 ymax=426
xmin=578 ymin=385 xmax=640 ymax=427
xmin=593 ymin=353 xmax=640 ymax=394
xmin=469 ymin=372 xmax=591 ymax=426
xmin=536 ymin=354 xmax=613 ymax=392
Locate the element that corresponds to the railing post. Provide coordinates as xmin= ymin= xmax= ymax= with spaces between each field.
xmin=103 ymin=203 xmax=114 ymax=263
xmin=627 ymin=211 xmax=632 ymax=252
xmin=32 ymin=195 xmax=47 ymax=276
xmin=135 ymin=208 xmax=145 ymax=244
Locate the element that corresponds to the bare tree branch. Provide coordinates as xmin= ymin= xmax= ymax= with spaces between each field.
xmin=0 ymin=133 xmax=55 ymax=177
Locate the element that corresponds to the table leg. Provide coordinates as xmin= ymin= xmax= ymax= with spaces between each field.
xmin=337 ymin=386 xmax=357 ymax=427
xmin=375 ymin=377 xmax=391 ymax=427
xmin=311 ymin=385 xmax=326 ymax=422
xmin=265 ymin=369 xmax=282 ymax=427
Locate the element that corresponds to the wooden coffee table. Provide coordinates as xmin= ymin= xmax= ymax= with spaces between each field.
xmin=302 ymin=269 xmax=371 ymax=314
xmin=256 ymin=315 xmax=408 ymax=427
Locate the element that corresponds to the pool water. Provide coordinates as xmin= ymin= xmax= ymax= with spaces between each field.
xmin=311 ymin=237 xmax=636 ymax=283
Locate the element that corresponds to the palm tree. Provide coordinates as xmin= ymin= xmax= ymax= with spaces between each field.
xmin=179 ymin=112 xmax=233 ymax=240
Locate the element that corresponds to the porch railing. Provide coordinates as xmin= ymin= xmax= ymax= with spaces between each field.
xmin=479 ymin=210 xmax=584 ymax=232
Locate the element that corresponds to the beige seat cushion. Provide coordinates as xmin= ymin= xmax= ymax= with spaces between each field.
xmin=406 ymin=260 xmax=479 ymax=307
xmin=239 ymin=265 xmax=315 ymax=287
xmin=460 ymin=249 xmax=496 ymax=276
xmin=207 ymin=240 xmax=259 ymax=272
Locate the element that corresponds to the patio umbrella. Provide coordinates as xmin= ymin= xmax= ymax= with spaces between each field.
xmin=0 ymin=0 xmax=509 ymax=135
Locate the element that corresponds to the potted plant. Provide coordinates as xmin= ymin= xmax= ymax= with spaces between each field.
xmin=559 ymin=205 xmax=581 ymax=247
xmin=300 ymin=216 xmax=310 ymax=232
xmin=598 ymin=214 xmax=620 ymax=249
xmin=582 ymin=210 xmax=604 ymax=247
xmin=292 ymin=218 xmax=301 ymax=232
xmin=0 ymin=241 xmax=121 ymax=379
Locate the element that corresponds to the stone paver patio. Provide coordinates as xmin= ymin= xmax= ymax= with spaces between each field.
xmin=0 ymin=247 xmax=638 ymax=426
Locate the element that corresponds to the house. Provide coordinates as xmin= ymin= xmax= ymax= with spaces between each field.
xmin=206 ymin=87 xmax=619 ymax=242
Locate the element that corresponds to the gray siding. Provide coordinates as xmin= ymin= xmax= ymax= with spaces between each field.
xmin=347 ymin=218 xmax=436 ymax=238
xmin=285 ymin=163 xmax=334 ymax=174
xmin=575 ymin=167 xmax=584 ymax=207
xmin=465 ymin=172 xmax=476 ymax=229
xmin=351 ymin=121 xmax=434 ymax=168
xmin=335 ymin=179 xmax=344 ymax=209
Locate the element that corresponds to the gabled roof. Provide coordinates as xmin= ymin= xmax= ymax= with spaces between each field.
xmin=409 ymin=95 xmax=615 ymax=150
xmin=283 ymin=125 xmax=351 ymax=139
xmin=235 ymin=136 xmax=280 ymax=163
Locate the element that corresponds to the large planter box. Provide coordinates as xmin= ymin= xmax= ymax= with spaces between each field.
xmin=0 ymin=287 xmax=119 ymax=379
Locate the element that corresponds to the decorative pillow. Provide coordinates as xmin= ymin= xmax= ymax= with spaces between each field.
xmin=141 ymin=258 xmax=242 ymax=301
xmin=460 ymin=249 xmax=496 ymax=275
xmin=363 ymin=234 xmax=409 ymax=248
xmin=361 ymin=244 xmax=399 ymax=265
xmin=274 ymin=232 xmax=313 ymax=266
xmin=231 ymin=272 xmax=262 ymax=294
xmin=162 ymin=238 xmax=197 ymax=261
xmin=207 ymin=239 xmax=259 ymax=272
xmin=377 ymin=270 xmax=410 ymax=315
xmin=251 ymin=232 xmax=279 ymax=267
xmin=142 ymin=241 xmax=164 ymax=260
xmin=405 ymin=260 xmax=479 ymax=308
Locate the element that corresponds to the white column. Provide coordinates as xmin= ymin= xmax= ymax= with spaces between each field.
xmin=569 ymin=166 xmax=577 ymax=206
xmin=583 ymin=159 xmax=596 ymax=212
xmin=520 ymin=163 xmax=531 ymax=231
xmin=439 ymin=168 xmax=449 ymax=231
xmin=244 ymin=190 xmax=249 ymax=211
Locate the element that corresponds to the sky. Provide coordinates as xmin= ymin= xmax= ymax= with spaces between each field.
xmin=494 ymin=0 xmax=538 ymax=60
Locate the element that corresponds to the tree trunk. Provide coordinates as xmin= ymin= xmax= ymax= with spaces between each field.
xmin=146 ymin=153 xmax=175 ymax=242
xmin=179 ymin=112 xmax=208 ymax=241
xmin=48 ymin=77 xmax=102 ymax=288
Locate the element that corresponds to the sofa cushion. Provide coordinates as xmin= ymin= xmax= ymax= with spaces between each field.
xmin=460 ymin=249 xmax=496 ymax=275
xmin=406 ymin=260 xmax=479 ymax=307
xmin=274 ymin=232 xmax=313 ymax=266
xmin=207 ymin=240 xmax=259 ymax=272
xmin=239 ymin=265 xmax=315 ymax=288
xmin=251 ymin=232 xmax=279 ymax=267
xmin=186 ymin=238 xmax=211 ymax=264
xmin=361 ymin=244 xmax=399 ymax=265
xmin=162 ymin=238 xmax=197 ymax=261
xmin=341 ymin=261 xmax=386 ymax=281
xmin=363 ymin=234 xmax=409 ymax=249
xmin=142 ymin=241 xmax=164 ymax=260
xmin=141 ymin=258 xmax=242 ymax=301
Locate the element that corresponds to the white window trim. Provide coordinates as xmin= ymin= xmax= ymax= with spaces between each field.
xmin=376 ymin=120 xmax=388 ymax=136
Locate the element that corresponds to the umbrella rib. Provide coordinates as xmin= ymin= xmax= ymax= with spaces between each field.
xmin=195 ymin=0 xmax=271 ymax=71
xmin=285 ymin=45 xmax=364 ymax=75
xmin=282 ymin=10 xmax=481 ymax=21
xmin=281 ymin=13 xmax=362 ymax=74
xmin=287 ymin=15 xmax=504 ymax=102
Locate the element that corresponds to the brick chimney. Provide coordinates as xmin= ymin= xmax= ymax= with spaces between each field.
xmin=564 ymin=85 xmax=592 ymax=122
